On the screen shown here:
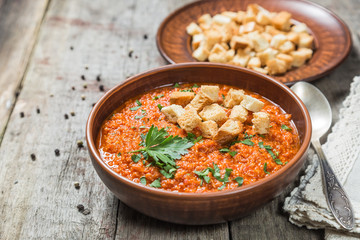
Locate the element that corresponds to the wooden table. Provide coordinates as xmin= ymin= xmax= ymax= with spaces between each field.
xmin=0 ymin=0 xmax=359 ymax=239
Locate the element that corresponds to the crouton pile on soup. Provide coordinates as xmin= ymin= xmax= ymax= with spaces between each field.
xmin=186 ymin=4 xmax=314 ymax=75
xmin=97 ymin=83 xmax=300 ymax=192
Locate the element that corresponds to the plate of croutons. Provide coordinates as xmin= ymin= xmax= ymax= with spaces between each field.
xmin=156 ymin=0 xmax=352 ymax=85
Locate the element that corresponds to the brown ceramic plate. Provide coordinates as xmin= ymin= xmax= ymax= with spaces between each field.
xmin=156 ymin=0 xmax=352 ymax=85
xmin=86 ymin=63 xmax=311 ymax=225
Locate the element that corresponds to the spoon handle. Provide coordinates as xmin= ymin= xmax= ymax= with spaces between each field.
xmin=312 ymin=139 xmax=354 ymax=230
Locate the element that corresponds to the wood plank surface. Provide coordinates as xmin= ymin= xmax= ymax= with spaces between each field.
xmin=0 ymin=0 xmax=49 ymax=141
xmin=0 ymin=0 xmax=358 ymax=239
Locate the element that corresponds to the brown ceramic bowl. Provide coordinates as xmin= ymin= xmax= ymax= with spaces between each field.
xmin=86 ymin=63 xmax=311 ymax=225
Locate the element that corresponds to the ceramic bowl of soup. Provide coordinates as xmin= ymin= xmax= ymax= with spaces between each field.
xmin=86 ymin=63 xmax=311 ymax=225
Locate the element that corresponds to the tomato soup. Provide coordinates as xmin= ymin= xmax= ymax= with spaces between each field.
xmin=97 ymin=84 xmax=300 ymax=193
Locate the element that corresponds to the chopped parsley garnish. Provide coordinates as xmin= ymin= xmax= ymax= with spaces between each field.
xmin=259 ymin=134 xmax=266 ymax=138
xmin=130 ymin=106 xmax=141 ymax=111
xmin=139 ymin=126 xmax=147 ymax=129
xmin=281 ymin=124 xmax=292 ymax=131
xmin=186 ymin=132 xmax=202 ymax=144
xmin=235 ymin=177 xmax=243 ymax=186
xmin=157 ymin=104 xmax=163 ymax=110
xmin=222 ymin=94 xmax=225 ymax=100
xmin=153 ymin=94 xmax=164 ymax=100
xmin=218 ymin=184 xmax=226 ymax=190
xmin=131 ymin=125 xmax=194 ymax=179
xmin=194 ymin=163 xmax=233 ymax=189
xmin=194 ymin=168 xmax=211 ymax=186
xmin=258 ymin=142 xmax=282 ymax=165
xmin=140 ymin=177 xmax=146 ymax=185
xmin=180 ymin=89 xmax=193 ymax=92
xmin=219 ymin=148 xmax=229 ymax=153
xmin=131 ymin=126 xmax=136 ymax=129
xmin=192 ymin=84 xmax=199 ymax=88
xmin=229 ymin=151 xmax=237 ymax=157
xmin=117 ymin=152 xmax=121 ymax=157
xmin=244 ymin=132 xmax=254 ymax=139
xmin=240 ymin=139 xmax=254 ymax=146
xmin=173 ymin=83 xmax=180 ymax=88
xmin=134 ymin=115 xmax=144 ymax=119
xmin=264 ymin=163 xmax=270 ymax=174
xmin=131 ymin=154 xmax=141 ymax=163
xmin=136 ymin=100 xmax=142 ymax=106
xmin=149 ymin=178 xmax=161 ymax=188
xmin=141 ymin=109 xmax=147 ymax=115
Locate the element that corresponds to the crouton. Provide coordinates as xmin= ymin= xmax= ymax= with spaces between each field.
xmin=234 ymin=11 xmax=245 ymax=23
xmin=256 ymin=11 xmax=272 ymax=25
xmin=199 ymin=103 xmax=227 ymax=124
xmin=265 ymin=25 xmax=282 ymax=36
xmin=298 ymin=32 xmax=314 ymax=48
xmin=270 ymin=34 xmax=287 ymax=49
xmin=248 ymin=31 xmax=269 ymax=52
xmin=221 ymin=11 xmax=238 ymax=21
xmin=229 ymin=105 xmax=248 ymax=122
xmin=213 ymin=119 xmax=242 ymax=145
xmin=291 ymin=23 xmax=308 ymax=33
xmin=203 ymin=29 xmax=222 ymax=50
xmin=287 ymin=32 xmax=300 ymax=45
xmin=208 ymin=43 xmax=227 ymax=63
xmin=177 ymin=107 xmax=202 ymax=132
xmin=170 ymin=91 xmax=195 ymax=107
xmin=186 ymin=22 xmax=202 ymax=36
xmin=213 ymin=14 xmax=232 ymax=25
xmin=198 ymin=14 xmax=212 ymax=30
xmin=161 ymin=104 xmax=185 ymax=123
xmin=290 ymin=49 xmax=308 ymax=67
xmin=261 ymin=32 xmax=273 ymax=43
xmin=247 ymin=4 xmax=260 ymax=15
xmin=267 ymin=58 xmax=287 ymax=75
xmin=199 ymin=120 xmax=218 ymax=138
xmin=276 ymin=53 xmax=293 ymax=70
xmin=230 ymin=52 xmax=250 ymax=67
xmin=243 ymin=13 xmax=256 ymax=24
xmin=271 ymin=11 xmax=292 ymax=31
xmin=252 ymin=67 xmax=269 ymax=75
xmin=298 ymin=48 xmax=313 ymax=60
xmin=200 ymin=85 xmax=219 ymax=102
xmin=192 ymin=33 xmax=205 ymax=50
xmin=224 ymin=89 xmax=245 ymax=108
xmin=187 ymin=91 xmax=213 ymax=112
xmin=230 ymin=36 xmax=250 ymax=50
xmin=241 ymin=95 xmax=264 ymax=112
xmin=192 ymin=43 xmax=209 ymax=61
xmin=248 ymin=57 xmax=261 ymax=69
xmin=226 ymin=49 xmax=235 ymax=61
xmin=252 ymin=112 xmax=270 ymax=134
xmin=278 ymin=40 xmax=295 ymax=54
xmin=257 ymin=48 xmax=278 ymax=66
xmin=239 ymin=21 xmax=263 ymax=34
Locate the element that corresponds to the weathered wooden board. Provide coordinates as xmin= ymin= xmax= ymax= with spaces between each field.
xmin=0 ymin=0 xmax=359 ymax=239
xmin=0 ymin=0 xmax=50 ymax=141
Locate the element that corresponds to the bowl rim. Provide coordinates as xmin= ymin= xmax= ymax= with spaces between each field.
xmin=86 ymin=62 xmax=312 ymax=199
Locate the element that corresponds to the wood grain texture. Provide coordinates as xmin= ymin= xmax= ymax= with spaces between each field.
xmin=0 ymin=0 xmax=358 ymax=239
xmin=0 ymin=0 xmax=49 ymax=141
xmin=156 ymin=0 xmax=352 ymax=85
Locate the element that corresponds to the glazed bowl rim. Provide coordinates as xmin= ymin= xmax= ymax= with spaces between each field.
xmin=86 ymin=62 xmax=312 ymax=199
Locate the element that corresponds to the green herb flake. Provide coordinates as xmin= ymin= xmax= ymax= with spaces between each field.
xmin=284 ymin=161 xmax=288 ymax=165
xmin=139 ymin=126 xmax=147 ymax=129
xmin=222 ymin=94 xmax=225 ymax=100
xmin=130 ymin=106 xmax=141 ymax=111
xmin=240 ymin=139 xmax=254 ymax=146
xmin=281 ymin=124 xmax=292 ymax=131
xmin=153 ymin=94 xmax=164 ymax=100
xmin=157 ymin=104 xmax=163 ymax=110
xmin=180 ymin=89 xmax=193 ymax=92
xmin=130 ymin=125 xmax=194 ymax=179
xmin=136 ymin=100 xmax=142 ymax=106
xmin=135 ymin=115 xmax=144 ymax=119
xmin=173 ymin=83 xmax=180 ymax=88
xmin=149 ymin=178 xmax=161 ymax=188
xmin=218 ymin=183 xmax=226 ymax=190
xmin=259 ymin=134 xmax=266 ymax=138
xmin=140 ymin=177 xmax=146 ymax=185
xmin=274 ymin=159 xmax=283 ymax=165
xmin=192 ymin=84 xmax=199 ymax=88
xmin=186 ymin=133 xmax=202 ymax=144
xmin=131 ymin=154 xmax=141 ymax=163
xmin=229 ymin=151 xmax=237 ymax=157
xmin=194 ymin=168 xmax=211 ymax=186
xmin=244 ymin=132 xmax=254 ymax=139
xmin=219 ymin=148 xmax=230 ymax=153
xmin=131 ymin=126 xmax=136 ymax=129
xmin=117 ymin=152 xmax=121 ymax=157
xmin=264 ymin=163 xmax=270 ymax=174
xmin=142 ymin=160 xmax=146 ymax=165
xmin=235 ymin=177 xmax=244 ymax=187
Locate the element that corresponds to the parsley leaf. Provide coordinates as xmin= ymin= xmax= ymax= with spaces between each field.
xmin=222 ymin=94 xmax=225 ymax=100
xmin=264 ymin=163 xmax=270 ymax=174
xmin=140 ymin=177 xmax=146 ymax=185
xmin=136 ymin=100 xmax=142 ymax=106
xmin=244 ymin=132 xmax=254 ymax=139
xmin=235 ymin=177 xmax=244 ymax=186
xmin=219 ymin=148 xmax=230 ymax=153
xmin=153 ymin=94 xmax=164 ymax=100
xmin=194 ymin=168 xmax=211 ymax=186
xmin=240 ymin=139 xmax=254 ymax=146
xmin=131 ymin=154 xmax=141 ymax=163
xmin=186 ymin=132 xmax=202 ymax=144
xmin=117 ymin=152 xmax=121 ymax=157
xmin=173 ymin=83 xmax=180 ymax=88
xmin=134 ymin=115 xmax=144 ymax=119
xmin=130 ymin=106 xmax=141 ymax=111
xmin=281 ymin=124 xmax=292 ymax=131
xmin=258 ymin=142 xmax=282 ymax=165
xmin=192 ymin=84 xmax=199 ymax=88
xmin=218 ymin=183 xmax=226 ymax=190
xmin=149 ymin=178 xmax=161 ymax=188
xmin=131 ymin=125 xmax=194 ymax=179
xmin=229 ymin=151 xmax=237 ymax=157
xmin=157 ymin=104 xmax=163 ymax=110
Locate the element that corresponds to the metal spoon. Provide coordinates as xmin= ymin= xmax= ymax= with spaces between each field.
xmin=291 ymin=81 xmax=354 ymax=230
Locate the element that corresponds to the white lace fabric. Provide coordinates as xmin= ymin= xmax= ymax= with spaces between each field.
xmin=283 ymin=76 xmax=360 ymax=239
